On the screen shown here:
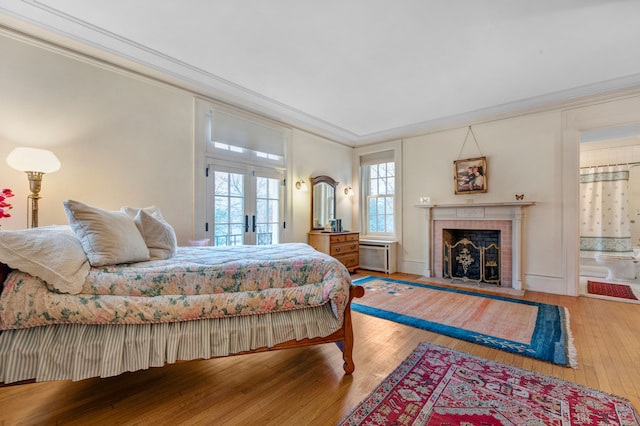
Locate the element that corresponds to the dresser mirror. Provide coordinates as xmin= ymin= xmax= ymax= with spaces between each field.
xmin=310 ymin=175 xmax=337 ymax=230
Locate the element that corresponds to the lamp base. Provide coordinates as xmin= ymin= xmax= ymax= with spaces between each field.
xmin=27 ymin=194 xmax=41 ymax=228
xmin=26 ymin=172 xmax=44 ymax=229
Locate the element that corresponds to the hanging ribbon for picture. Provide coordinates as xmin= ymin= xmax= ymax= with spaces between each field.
xmin=453 ymin=126 xmax=488 ymax=194
xmin=456 ymin=125 xmax=483 ymax=160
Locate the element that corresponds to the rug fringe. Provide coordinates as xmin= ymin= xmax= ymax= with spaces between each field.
xmin=564 ymin=307 xmax=579 ymax=369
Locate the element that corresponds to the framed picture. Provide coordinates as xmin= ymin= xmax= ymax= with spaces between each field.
xmin=454 ymin=157 xmax=487 ymax=194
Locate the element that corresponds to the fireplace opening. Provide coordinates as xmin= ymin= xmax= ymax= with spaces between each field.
xmin=443 ymin=229 xmax=501 ymax=285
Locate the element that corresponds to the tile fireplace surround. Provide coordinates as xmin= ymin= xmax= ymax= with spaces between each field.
xmin=416 ymin=202 xmax=535 ymax=290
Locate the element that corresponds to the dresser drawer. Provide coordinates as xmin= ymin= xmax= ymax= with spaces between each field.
xmin=330 ymin=242 xmax=359 ymax=256
xmin=308 ymin=231 xmax=359 ymax=272
xmin=330 ymin=233 xmax=359 ymax=244
xmin=336 ymin=252 xmax=359 ymax=269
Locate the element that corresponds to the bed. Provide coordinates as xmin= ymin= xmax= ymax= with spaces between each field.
xmin=0 ymin=201 xmax=364 ymax=384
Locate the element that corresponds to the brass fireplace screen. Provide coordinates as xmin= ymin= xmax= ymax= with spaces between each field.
xmin=443 ymin=238 xmax=500 ymax=285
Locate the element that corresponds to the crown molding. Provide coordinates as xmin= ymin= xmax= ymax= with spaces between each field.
xmin=3 ymin=1 xmax=640 ymax=147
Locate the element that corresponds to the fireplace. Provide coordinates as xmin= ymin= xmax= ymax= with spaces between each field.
xmin=436 ymin=220 xmax=511 ymax=285
xmin=443 ymin=228 xmax=501 ymax=284
xmin=416 ymin=202 xmax=534 ymax=290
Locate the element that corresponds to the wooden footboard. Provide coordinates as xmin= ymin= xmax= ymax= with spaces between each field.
xmin=227 ymin=284 xmax=365 ymax=374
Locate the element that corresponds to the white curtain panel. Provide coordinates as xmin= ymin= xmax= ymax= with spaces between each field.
xmin=580 ymin=165 xmax=633 ymax=256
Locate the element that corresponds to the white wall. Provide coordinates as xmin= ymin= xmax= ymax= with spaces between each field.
xmin=393 ymin=93 xmax=640 ymax=295
xmin=0 ymin=31 xmax=352 ymax=245
xmin=400 ymin=111 xmax=564 ymax=292
xmin=0 ymin=32 xmax=194 ymax=240
xmin=289 ymin=129 xmax=354 ymax=243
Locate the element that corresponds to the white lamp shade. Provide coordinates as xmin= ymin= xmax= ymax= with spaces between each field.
xmin=6 ymin=148 xmax=61 ymax=173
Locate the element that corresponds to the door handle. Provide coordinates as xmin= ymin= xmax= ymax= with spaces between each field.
xmin=252 ymin=215 xmax=256 ymax=232
xmin=245 ymin=215 xmax=249 ymax=233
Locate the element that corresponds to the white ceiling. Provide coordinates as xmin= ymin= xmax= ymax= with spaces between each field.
xmin=2 ymin=0 xmax=640 ymax=146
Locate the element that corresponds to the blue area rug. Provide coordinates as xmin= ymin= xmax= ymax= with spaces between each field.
xmin=352 ymin=276 xmax=577 ymax=368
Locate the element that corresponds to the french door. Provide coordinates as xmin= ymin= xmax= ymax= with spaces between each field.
xmin=207 ymin=161 xmax=284 ymax=246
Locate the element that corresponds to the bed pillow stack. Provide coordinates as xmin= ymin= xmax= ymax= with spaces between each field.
xmin=64 ymin=200 xmax=151 ymax=266
xmin=0 ymin=201 xmax=179 ymax=294
xmin=122 ymin=206 xmax=178 ymax=260
xmin=64 ymin=201 xmax=180 ymax=266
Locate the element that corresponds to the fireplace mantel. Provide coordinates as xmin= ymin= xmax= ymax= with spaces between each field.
xmin=415 ymin=201 xmax=535 ymax=209
xmin=415 ymin=201 xmax=536 ymax=290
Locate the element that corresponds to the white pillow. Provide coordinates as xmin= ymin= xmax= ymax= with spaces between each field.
xmin=133 ymin=209 xmax=178 ymax=260
xmin=121 ymin=205 xmax=163 ymax=220
xmin=64 ymin=200 xmax=150 ymax=266
xmin=0 ymin=225 xmax=89 ymax=294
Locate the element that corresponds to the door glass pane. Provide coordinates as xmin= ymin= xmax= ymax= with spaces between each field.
xmin=268 ymin=199 xmax=278 ymax=222
xmin=256 ymin=177 xmax=268 ymax=198
xmin=255 ymin=176 xmax=280 ymax=245
xmin=255 ymin=198 xmax=266 ymax=222
xmin=229 ymin=173 xmax=243 ymax=196
xmin=213 ymin=170 xmax=244 ymax=246
xmin=215 ymin=196 xmax=229 ymax=222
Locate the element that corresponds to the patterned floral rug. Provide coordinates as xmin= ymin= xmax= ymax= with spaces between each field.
xmin=587 ymin=280 xmax=639 ymax=300
xmin=339 ymin=342 xmax=639 ymax=425
xmin=352 ymin=276 xmax=577 ymax=367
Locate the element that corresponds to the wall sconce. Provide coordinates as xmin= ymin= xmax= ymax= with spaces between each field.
xmin=344 ymin=186 xmax=354 ymax=197
xmin=295 ymin=179 xmax=308 ymax=191
xmin=6 ymin=147 xmax=61 ymax=228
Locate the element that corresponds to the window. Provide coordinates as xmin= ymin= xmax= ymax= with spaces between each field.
xmin=366 ymin=161 xmax=395 ymax=233
xmin=360 ymin=149 xmax=396 ymax=237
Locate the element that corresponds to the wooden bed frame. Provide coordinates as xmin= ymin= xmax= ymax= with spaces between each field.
xmin=228 ymin=284 xmax=365 ymax=374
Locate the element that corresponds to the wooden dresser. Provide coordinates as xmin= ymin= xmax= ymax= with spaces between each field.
xmin=308 ymin=231 xmax=359 ymax=272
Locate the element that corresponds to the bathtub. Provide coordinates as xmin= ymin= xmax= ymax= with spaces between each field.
xmin=580 ymin=249 xmax=640 ymax=280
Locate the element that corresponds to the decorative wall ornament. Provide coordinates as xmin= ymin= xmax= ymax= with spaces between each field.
xmin=454 ymin=156 xmax=487 ymax=194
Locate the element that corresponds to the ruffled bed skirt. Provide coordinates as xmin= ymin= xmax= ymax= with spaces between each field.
xmin=0 ymin=304 xmax=341 ymax=383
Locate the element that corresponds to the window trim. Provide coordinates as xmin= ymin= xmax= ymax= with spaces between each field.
xmin=355 ymin=141 xmax=402 ymax=242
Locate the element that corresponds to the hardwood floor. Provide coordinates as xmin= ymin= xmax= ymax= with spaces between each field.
xmin=1 ymin=271 xmax=639 ymax=425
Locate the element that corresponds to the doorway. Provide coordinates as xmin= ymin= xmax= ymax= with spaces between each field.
xmin=578 ymin=125 xmax=640 ymax=297
xmin=207 ymin=161 xmax=284 ymax=246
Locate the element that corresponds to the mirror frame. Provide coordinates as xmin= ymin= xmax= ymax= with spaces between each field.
xmin=310 ymin=175 xmax=338 ymax=231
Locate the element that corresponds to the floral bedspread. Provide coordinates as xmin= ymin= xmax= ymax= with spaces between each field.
xmin=0 ymin=244 xmax=352 ymax=330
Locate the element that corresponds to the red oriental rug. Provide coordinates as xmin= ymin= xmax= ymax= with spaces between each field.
xmin=340 ymin=342 xmax=639 ymax=425
xmin=587 ymin=280 xmax=638 ymax=300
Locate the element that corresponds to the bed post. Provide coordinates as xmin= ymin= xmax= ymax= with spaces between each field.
xmin=340 ymin=284 xmax=365 ymax=374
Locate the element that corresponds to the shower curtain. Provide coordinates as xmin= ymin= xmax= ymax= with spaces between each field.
xmin=580 ymin=165 xmax=633 ymax=257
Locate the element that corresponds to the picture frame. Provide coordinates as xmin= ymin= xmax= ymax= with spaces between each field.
xmin=454 ymin=156 xmax=487 ymax=194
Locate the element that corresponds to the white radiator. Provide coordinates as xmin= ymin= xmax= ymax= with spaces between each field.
xmin=359 ymin=240 xmax=397 ymax=274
